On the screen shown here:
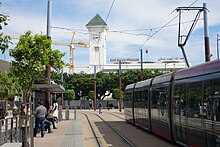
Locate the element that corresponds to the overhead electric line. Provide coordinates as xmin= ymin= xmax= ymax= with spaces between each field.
xmin=118 ymin=0 xmax=200 ymax=59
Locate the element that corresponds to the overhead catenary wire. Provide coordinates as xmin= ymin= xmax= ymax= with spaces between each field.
xmin=93 ymin=0 xmax=116 ymax=65
xmin=116 ymin=0 xmax=199 ymax=60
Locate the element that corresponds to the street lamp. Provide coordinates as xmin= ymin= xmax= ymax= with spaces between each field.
xmin=217 ymin=34 xmax=220 ymax=59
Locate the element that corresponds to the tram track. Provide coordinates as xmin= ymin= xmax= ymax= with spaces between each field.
xmin=96 ymin=113 xmax=135 ymax=147
xmin=82 ymin=113 xmax=102 ymax=147
xmin=103 ymin=111 xmax=125 ymax=120
xmin=81 ymin=111 xmax=135 ymax=147
xmin=79 ymin=110 xmax=177 ymax=147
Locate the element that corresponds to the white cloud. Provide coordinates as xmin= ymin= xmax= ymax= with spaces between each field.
xmin=1 ymin=0 xmax=220 ymax=73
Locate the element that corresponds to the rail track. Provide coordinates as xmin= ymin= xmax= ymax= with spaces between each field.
xmin=81 ymin=112 xmax=135 ymax=147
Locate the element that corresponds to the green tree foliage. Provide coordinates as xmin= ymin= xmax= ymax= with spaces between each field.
xmin=0 ymin=6 xmax=11 ymax=54
xmin=112 ymin=88 xmax=122 ymax=100
xmin=64 ymin=92 xmax=75 ymax=101
xmin=61 ymin=69 xmax=163 ymax=100
xmin=0 ymin=71 xmax=21 ymax=100
xmin=9 ymin=31 xmax=65 ymax=99
xmin=88 ymin=91 xmax=94 ymax=100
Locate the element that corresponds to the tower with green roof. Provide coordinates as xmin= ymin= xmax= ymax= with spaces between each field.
xmin=86 ymin=14 xmax=109 ymax=72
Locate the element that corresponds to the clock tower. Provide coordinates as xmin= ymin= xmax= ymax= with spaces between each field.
xmin=86 ymin=14 xmax=108 ymax=72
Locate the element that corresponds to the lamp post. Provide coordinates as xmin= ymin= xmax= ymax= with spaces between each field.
xmin=217 ymin=34 xmax=220 ymax=59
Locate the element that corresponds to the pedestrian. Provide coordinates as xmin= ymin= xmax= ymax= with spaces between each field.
xmin=107 ymin=101 xmax=109 ymax=111
xmin=20 ymin=102 xmax=28 ymax=147
xmin=34 ymin=101 xmax=47 ymax=138
xmin=47 ymin=106 xmax=57 ymax=129
xmin=89 ymin=101 xmax=92 ymax=110
xmin=0 ymin=106 xmax=5 ymax=125
xmin=98 ymin=102 xmax=102 ymax=115
xmin=53 ymin=100 xmax=59 ymax=122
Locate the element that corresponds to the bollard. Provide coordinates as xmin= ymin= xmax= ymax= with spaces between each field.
xmin=74 ymin=107 xmax=76 ymax=119
xmin=65 ymin=110 xmax=69 ymax=120
xmin=30 ymin=115 xmax=34 ymax=147
xmin=10 ymin=118 xmax=13 ymax=143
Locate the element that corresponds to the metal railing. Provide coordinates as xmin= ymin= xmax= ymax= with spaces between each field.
xmin=0 ymin=115 xmax=34 ymax=147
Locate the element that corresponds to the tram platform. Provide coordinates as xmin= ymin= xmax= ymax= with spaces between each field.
xmin=34 ymin=109 xmax=176 ymax=147
xmin=35 ymin=118 xmax=84 ymax=147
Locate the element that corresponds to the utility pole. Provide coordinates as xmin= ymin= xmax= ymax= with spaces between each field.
xmin=119 ymin=60 xmax=122 ymax=112
xmin=140 ymin=49 xmax=143 ymax=81
xmin=203 ymin=3 xmax=211 ymax=62
xmin=45 ymin=0 xmax=52 ymax=110
xmin=94 ymin=65 xmax=97 ymax=111
xmin=61 ymin=69 xmax=64 ymax=109
xmin=217 ymin=34 xmax=220 ymax=59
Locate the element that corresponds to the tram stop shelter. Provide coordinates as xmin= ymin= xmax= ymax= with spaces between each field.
xmin=31 ymin=84 xmax=65 ymax=109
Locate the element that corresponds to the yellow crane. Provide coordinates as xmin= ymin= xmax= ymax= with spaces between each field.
xmin=52 ymin=32 xmax=89 ymax=74
xmin=10 ymin=32 xmax=89 ymax=74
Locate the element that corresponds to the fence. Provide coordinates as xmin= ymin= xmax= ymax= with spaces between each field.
xmin=64 ymin=100 xmax=120 ymax=109
xmin=0 ymin=115 xmax=34 ymax=147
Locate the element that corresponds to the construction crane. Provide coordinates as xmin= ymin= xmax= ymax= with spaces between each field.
xmin=52 ymin=32 xmax=89 ymax=74
xmin=9 ymin=32 xmax=89 ymax=74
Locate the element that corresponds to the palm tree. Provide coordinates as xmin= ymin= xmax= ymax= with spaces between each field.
xmin=0 ymin=71 xmax=22 ymax=110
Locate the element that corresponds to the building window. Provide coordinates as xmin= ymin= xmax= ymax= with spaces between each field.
xmin=95 ymin=46 xmax=99 ymax=51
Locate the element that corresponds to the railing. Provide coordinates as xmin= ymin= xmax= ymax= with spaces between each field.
xmin=0 ymin=115 xmax=34 ymax=147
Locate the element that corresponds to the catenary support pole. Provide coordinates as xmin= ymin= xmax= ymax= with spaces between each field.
xmin=94 ymin=65 xmax=97 ymax=111
xmin=45 ymin=0 xmax=52 ymax=110
xmin=203 ymin=3 xmax=211 ymax=62
xmin=140 ymin=49 xmax=143 ymax=81
xmin=217 ymin=34 xmax=220 ymax=59
xmin=119 ymin=60 xmax=122 ymax=112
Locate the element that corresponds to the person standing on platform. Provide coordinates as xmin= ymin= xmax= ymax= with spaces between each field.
xmin=20 ymin=103 xmax=27 ymax=147
xmin=34 ymin=101 xmax=47 ymax=138
xmin=98 ymin=102 xmax=102 ymax=115
xmin=53 ymin=100 xmax=59 ymax=122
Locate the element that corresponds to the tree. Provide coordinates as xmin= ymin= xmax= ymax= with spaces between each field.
xmin=0 ymin=71 xmax=22 ymax=110
xmin=9 ymin=31 xmax=65 ymax=101
xmin=88 ymin=91 xmax=94 ymax=100
xmin=0 ymin=4 xmax=11 ymax=54
xmin=64 ymin=92 xmax=75 ymax=101
xmin=0 ymin=71 xmax=21 ymax=100
xmin=112 ymin=88 xmax=122 ymax=100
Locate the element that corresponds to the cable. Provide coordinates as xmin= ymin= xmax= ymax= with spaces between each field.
xmin=116 ymin=0 xmax=199 ymax=60
xmin=92 ymin=0 xmax=116 ymax=67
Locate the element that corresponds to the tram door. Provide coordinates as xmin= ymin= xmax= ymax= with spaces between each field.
xmin=173 ymin=83 xmax=188 ymax=145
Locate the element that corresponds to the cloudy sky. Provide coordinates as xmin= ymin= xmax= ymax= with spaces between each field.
xmin=1 ymin=0 xmax=220 ymax=73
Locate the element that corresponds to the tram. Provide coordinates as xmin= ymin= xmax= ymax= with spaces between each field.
xmin=124 ymin=59 xmax=220 ymax=147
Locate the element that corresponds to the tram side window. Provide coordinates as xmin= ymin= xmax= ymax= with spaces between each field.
xmin=152 ymin=87 xmax=159 ymax=109
xmin=173 ymin=83 xmax=186 ymax=116
xmin=213 ymin=79 xmax=220 ymax=122
xmin=204 ymin=80 xmax=213 ymax=121
xmin=139 ymin=91 xmax=142 ymax=102
xmin=187 ymin=81 xmax=202 ymax=128
xmin=134 ymin=91 xmax=138 ymax=102
xmin=188 ymin=82 xmax=202 ymax=118
xmin=143 ymin=89 xmax=148 ymax=105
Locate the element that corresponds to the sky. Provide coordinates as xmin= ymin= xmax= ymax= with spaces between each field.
xmin=0 ymin=0 xmax=220 ymax=73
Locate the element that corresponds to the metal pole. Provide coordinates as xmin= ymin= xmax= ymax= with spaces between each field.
xmin=94 ymin=65 xmax=96 ymax=111
xmin=140 ymin=49 xmax=143 ymax=81
xmin=74 ymin=106 xmax=76 ymax=119
xmin=45 ymin=0 xmax=52 ymax=110
xmin=61 ymin=69 xmax=64 ymax=109
xmin=217 ymin=34 xmax=220 ymax=59
xmin=119 ymin=60 xmax=122 ymax=112
xmin=203 ymin=3 xmax=211 ymax=62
